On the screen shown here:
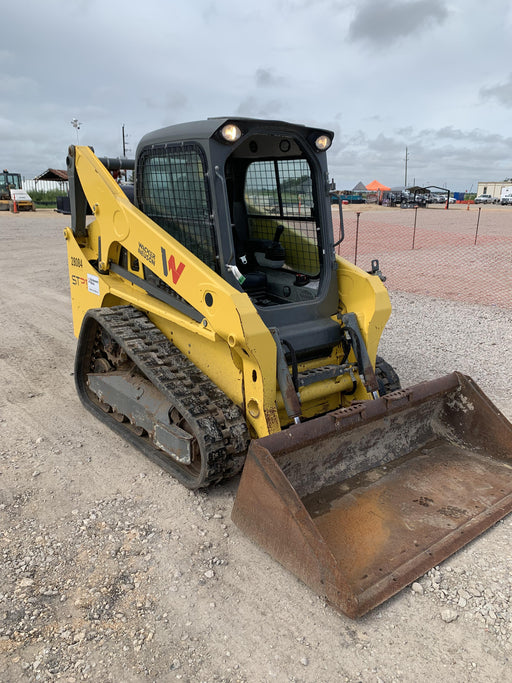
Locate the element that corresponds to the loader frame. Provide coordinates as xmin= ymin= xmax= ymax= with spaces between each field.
xmin=65 ymin=119 xmax=391 ymax=439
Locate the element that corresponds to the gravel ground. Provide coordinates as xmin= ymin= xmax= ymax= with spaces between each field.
xmin=1 ymin=210 xmax=511 ymax=682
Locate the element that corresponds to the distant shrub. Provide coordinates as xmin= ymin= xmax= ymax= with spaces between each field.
xmin=29 ymin=188 xmax=68 ymax=207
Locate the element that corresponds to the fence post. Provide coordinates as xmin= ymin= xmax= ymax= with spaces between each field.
xmin=338 ymin=198 xmax=344 ymax=244
xmin=412 ymin=206 xmax=418 ymax=249
xmin=474 ymin=207 xmax=482 ymax=245
xmin=354 ymin=212 xmax=361 ymax=265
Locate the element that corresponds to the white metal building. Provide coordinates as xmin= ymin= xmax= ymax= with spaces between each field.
xmin=476 ymin=181 xmax=512 ymax=199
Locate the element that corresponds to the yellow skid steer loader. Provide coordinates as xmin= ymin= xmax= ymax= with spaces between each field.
xmin=64 ymin=118 xmax=512 ymax=618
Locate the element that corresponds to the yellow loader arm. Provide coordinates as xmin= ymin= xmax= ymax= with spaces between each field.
xmin=65 ymin=146 xmax=280 ymax=437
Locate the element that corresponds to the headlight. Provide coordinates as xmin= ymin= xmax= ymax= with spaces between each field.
xmin=221 ymin=124 xmax=242 ymax=142
xmin=315 ymin=134 xmax=332 ymax=151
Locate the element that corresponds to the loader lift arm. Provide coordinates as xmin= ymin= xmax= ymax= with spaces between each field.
xmin=65 ymin=145 xmax=281 ymax=438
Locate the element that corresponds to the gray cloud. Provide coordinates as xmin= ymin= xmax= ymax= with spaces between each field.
xmin=142 ymin=92 xmax=188 ymax=112
xmin=480 ymin=74 xmax=512 ymax=108
xmin=327 ymin=123 xmax=512 ymax=191
xmin=0 ymin=75 xmax=38 ymax=95
xmin=348 ymin=0 xmax=449 ymax=47
xmin=255 ymin=68 xmax=285 ymax=88
xmin=417 ymin=126 xmax=512 ymax=146
xmin=201 ymin=2 xmax=219 ymax=23
xmin=236 ymin=97 xmax=284 ymax=118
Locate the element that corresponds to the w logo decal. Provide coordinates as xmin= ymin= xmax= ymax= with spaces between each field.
xmin=161 ymin=248 xmax=185 ymax=285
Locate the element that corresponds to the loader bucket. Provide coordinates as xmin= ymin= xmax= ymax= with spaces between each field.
xmin=232 ymin=373 xmax=512 ymax=618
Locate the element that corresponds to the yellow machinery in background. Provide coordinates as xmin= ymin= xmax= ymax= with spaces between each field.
xmin=0 ymin=170 xmax=35 ymax=211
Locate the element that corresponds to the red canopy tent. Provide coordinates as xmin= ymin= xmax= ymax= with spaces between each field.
xmin=365 ymin=180 xmax=390 ymax=191
xmin=366 ymin=180 xmax=390 ymax=204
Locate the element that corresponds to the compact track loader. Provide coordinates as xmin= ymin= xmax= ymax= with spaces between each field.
xmin=65 ymin=118 xmax=512 ymax=618
xmin=0 ymin=170 xmax=35 ymax=211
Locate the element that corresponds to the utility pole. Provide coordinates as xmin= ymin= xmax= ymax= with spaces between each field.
xmin=404 ymin=146 xmax=409 ymax=188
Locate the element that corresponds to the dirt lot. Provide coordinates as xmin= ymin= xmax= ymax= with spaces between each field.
xmin=1 ymin=209 xmax=512 ymax=682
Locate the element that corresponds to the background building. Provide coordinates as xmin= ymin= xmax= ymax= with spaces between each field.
xmin=476 ymin=180 xmax=512 ymax=199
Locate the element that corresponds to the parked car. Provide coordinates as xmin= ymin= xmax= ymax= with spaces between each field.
xmin=475 ymin=194 xmax=493 ymax=204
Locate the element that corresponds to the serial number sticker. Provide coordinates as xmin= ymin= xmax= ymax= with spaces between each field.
xmin=87 ymin=274 xmax=100 ymax=296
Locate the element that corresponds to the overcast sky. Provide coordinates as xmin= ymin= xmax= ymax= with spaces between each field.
xmin=2 ymin=0 xmax=512 ymax=192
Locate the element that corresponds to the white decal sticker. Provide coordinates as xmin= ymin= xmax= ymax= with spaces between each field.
xmin=87 ymin=274 xmax=100 ymax=296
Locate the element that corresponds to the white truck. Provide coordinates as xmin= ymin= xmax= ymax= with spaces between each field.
xmin=474 ymin=193 xmax=493 ymax=204
xmin=500 ymin=186 xmax=512 ymax=205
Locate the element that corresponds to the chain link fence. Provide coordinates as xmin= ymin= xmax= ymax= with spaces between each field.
xmin=334 ymin=205 xmax=512 ymax=309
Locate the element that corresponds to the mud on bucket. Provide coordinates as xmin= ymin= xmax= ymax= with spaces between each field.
xmin=232 ymin=373 xmax=512 ymax=618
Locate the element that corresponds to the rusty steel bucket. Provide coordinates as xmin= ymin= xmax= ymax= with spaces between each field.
xmin=232 ymin=373 xmax=512 ymax=618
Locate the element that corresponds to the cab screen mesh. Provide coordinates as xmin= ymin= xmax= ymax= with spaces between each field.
xmin=244 ymin=159 xmax=320 ymax=276
xmin=137 ymin=144 xmax=218 ymax=271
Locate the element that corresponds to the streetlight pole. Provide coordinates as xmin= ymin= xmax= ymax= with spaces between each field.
xmin=71 ymin=118 xmax=82 ymax=145
xmin=404 ymin=146 xmax=409 ymax=188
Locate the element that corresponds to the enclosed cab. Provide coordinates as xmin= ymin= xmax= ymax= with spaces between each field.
xmin=0 ymin=171 xmax=22 ymax=210
xmin=134 ymin=118 xmax=343 ymax=360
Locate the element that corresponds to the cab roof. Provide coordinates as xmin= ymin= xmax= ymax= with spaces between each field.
xmin=137 ymin=117 xmax=334 ymax=151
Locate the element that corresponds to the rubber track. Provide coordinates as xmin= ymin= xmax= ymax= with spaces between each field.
xmin=375 ymin=355 xmax=401 ymax=396
xmin=76 ymin=306 xmax=250 ymax=488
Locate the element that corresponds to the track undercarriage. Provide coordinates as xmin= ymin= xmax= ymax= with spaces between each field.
xmin=74 ymin=306 xmax=249 ymax=488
